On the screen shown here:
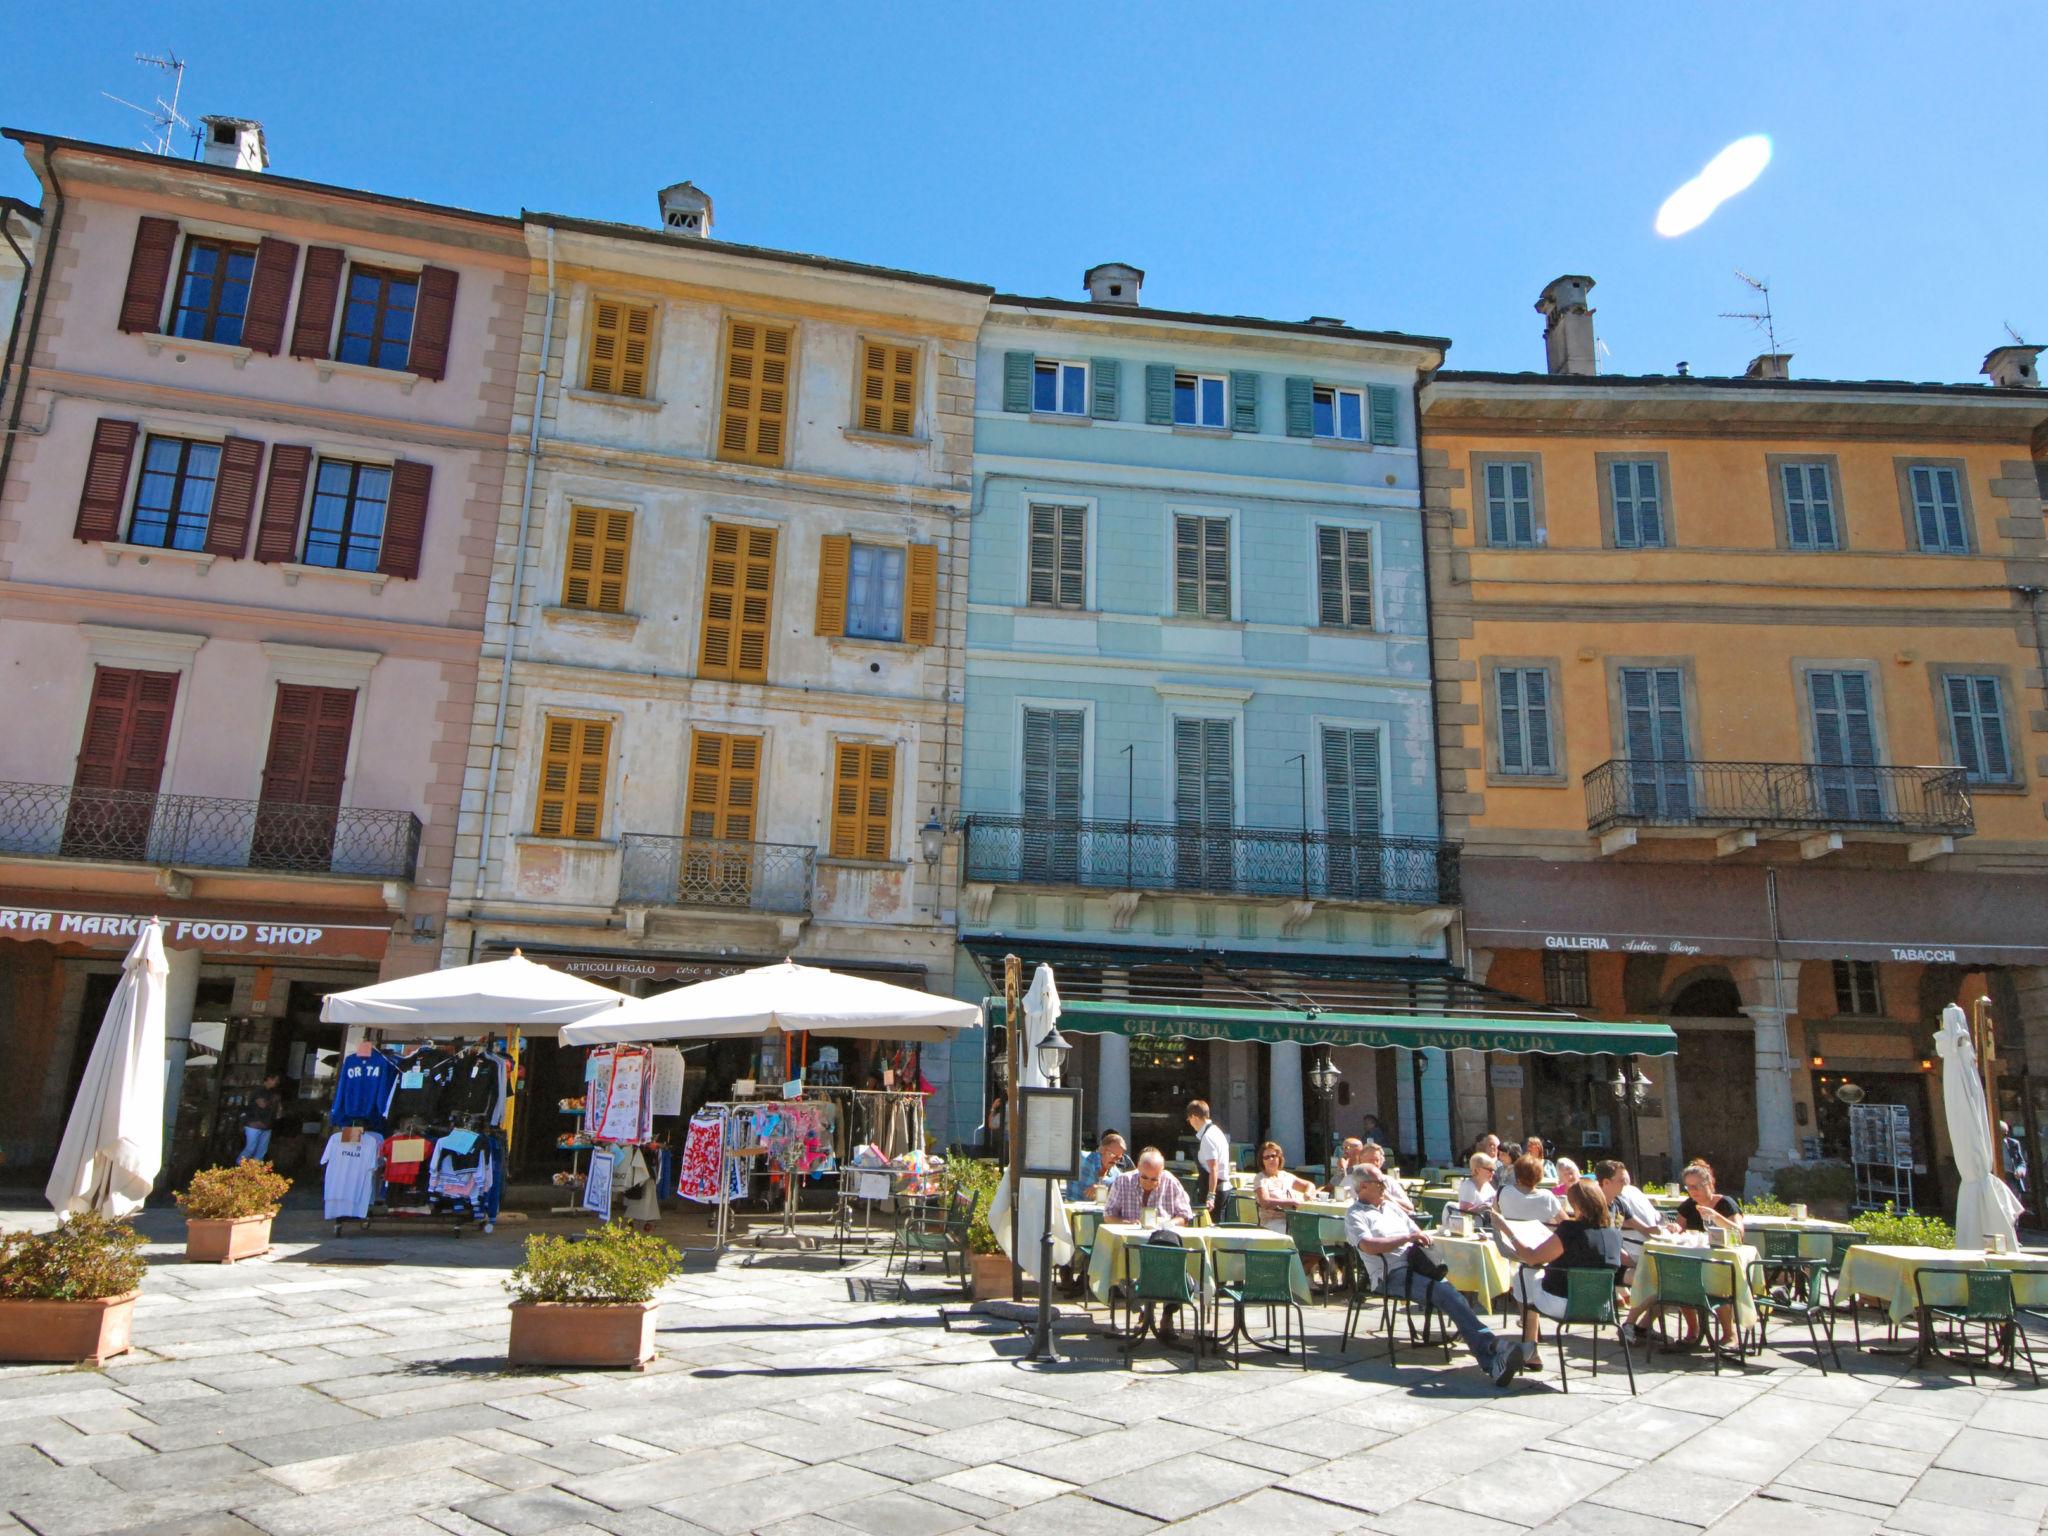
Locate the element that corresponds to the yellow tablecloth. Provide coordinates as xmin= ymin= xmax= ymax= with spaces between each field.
xmin=1086 ymin=1222 xmax=1310 ymax=1305
xmin=1738 ymin=1215 xmax=1855 ymax=1264
xmin=1429 ymin=1232 xmax=1517 ymax=1304
xmin=1633 ymin=1238 xmax=1762 ymax=1330
xmin=1836 ymin=1245 xmax=2048 ymax=1326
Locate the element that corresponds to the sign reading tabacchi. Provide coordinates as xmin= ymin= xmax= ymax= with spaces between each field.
xmin=0 ymin=905 xmax=392 ymax=958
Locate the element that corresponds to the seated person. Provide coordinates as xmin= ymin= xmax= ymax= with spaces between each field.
xmin=1497 ymin=1178 xmax=1628 ymax=1370
xmin=1495 ymin=1153 xmax=1566 ymax=1223
xmin=1252 ymin=1140 xmax=1316 ymax=1232
xmin=1324 ymin=1136 xmax=1369 ymax=1196
xmin=1628 ymin=1159 xmax=1743 ymax=1348
xmin=1525 ymin=1136 xmax=1559 ymax=1185
xmin=1551 ymin=1158 xmax=1581 ymax=1198
xmin=1594 ymin=1158 xmax=1662 ymax=1274
xmin=1457 ymin=1152 xmax=1502 ymax=1213
xmin=1346 ymin=1165 xmax=1522 ymax=1386
xmin=1070 ymin=1130 xmax=1132 ymax=1201
xmin=1105 ymin=1148 xmax=1195 ymax=1342
xmin=1352 ymin=1141 xmax=1415 ymax=1212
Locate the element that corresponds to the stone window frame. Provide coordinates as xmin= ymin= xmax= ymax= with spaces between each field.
xmin=1789 ymin=656 xmax=1895 ymax=769
xmin=1595 ymin=450 xmax=1676 ymax=550
xmin=1469 ymin=451 xmax=1548 ymax=549
xmin=1927 ymin=660 xmax=2026 ymax=793
xmin=1766 ymin=452 xmax=1847 ymax=552
xmin=1602 ymin=654 xmax=1702 ymax=763
xmin=1893 ymin=456 xmax=1978 ymax=555
xmin=1479 ymin=655 xmax=1569 ymax=786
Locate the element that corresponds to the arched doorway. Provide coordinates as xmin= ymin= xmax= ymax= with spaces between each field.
xmin=1665 ymin=967 xmax=1756 ymax=1184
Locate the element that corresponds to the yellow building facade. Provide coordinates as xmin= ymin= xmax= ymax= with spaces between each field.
xmin=1420 ymin=279 xmax=2048 ymax=1198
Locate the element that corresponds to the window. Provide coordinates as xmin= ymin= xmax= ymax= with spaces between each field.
xmin=1032 ymin=358 xmax=1088 ymax=416
xmin=169 ymin=237 xmax=257 ymax=345
xmin=1173 ymin=716 xmax=1234 ymax=888
xmin=1807 ymin=670 xmax=1882 ymax=819
xmin=128 ymin=436 xmax=222 ymax=551
xmin=1780 ymin=462 xmax=1839 ymax=550
xmin=63 ymin=667 xmax=179 ymax=861
xmin=718 ymin=318 xmax=793 ymax=466
xmin=303 ymin=459 xmax=392 ymax=571
xmin=1321 ymin=725 xmax=1384 ymax=899
xmin=845 ymin=543 xmax=905 ymax=641
xmin=585 ymin=299 xmax=654 ymax=397
xmin=1944 ymin=673 xmax=2012 ymax=783
xmin=699 ymin=522 xmax=777 ymax=682
xmin=1172 ymin=513 xmax=1231 ymax=619
xmin=562 ymin=506 xmax=633 ymax=613
xmin=533 ymin=716 xmax=610 ymax=839
xmin=1315 ymin=526 xmax=1373 ymax=628
xmin=858 ymin=339 xmax=919 ymax=435
xmin=1495 ymin=668 xmax=1555 ymax=777
xmin=335 ymin=265 xmax=418 ymax=371
xmin=1173 ymin=372 xmax=1227 ymax=428
xmin=1483 ymin=461 xmax=1538 ymax=547
xmin=1020 ymin=707 xmax=1085 ymax=882
xmin=1620 ymin=666 xmax=1689 ymax=817
xmin=252 ymin=684 xmax=356 ymax=869
xmin=1832 ymin=959 xmax=1882 ymax=1017
xmin=1027 ymin=503 xmax=1087 ymax=609
xmin=1312 ymin=385 xmax=1365 ymax=441
xmin=1543 ymin=951 xmax=1592 ymax=1008
xmin=1607 ymin=460 xmax=1666 ymax=548
xmin=1908 ymin=464 xmax=1969 ymax=553
xmin=829 ymin=741 xmax=895 ymax=860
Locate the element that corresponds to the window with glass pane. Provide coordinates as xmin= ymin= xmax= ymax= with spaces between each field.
xmin=169 ymin=238 xmax=257 ymax=345
xmin=1312 ymin=385 xmax=1365 ymax=440
xmin=1484 ymin=461 xmax=1536 ymax=546
xmin=1909 ymin=465 xmax=1968 ymax=552
xmin=1173 ymin=372 xmax=1226 ymax=428
xmin=1832 ymin=959 xmax=1882 ymax=1016
xmin=1494 ymin=668 xmax=1554 ymax=776
xmin=336 ymin=265 xmax=419 ymax=370
xmin=1944 ymin=673 xmax=2011 ymax=782
xmin=128 ymin=436 xmax=222 ymax=551
xmin=1610 ymin=460 xmax=1665 ymax=547
xmin=1032 ymin=358 xmax=1088 ymax=415
xmin=1543 ymin=951 xmax=1591 ymax=1007
xmin=303 ymin=459 xmax=392 ymax=571
xmin=1172 ymin=513 xmax=1231 ymax=619
xmin=1027 ymin=503 xmax=1087 ymax=609
xmin=1781 ymin=463 xmax=1838 ymax=550
xmin=845 ymin=542 xmax=905 ymax=640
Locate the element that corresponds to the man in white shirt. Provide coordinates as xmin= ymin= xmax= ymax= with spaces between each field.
xmin=1595 ymin=1158 xmax=1664 ymax=1267
xmin=1186 ymin=1099 xmax=1231 ymax=1223
xmin=1346 ymin=1166 xmax=1519 ymax=1386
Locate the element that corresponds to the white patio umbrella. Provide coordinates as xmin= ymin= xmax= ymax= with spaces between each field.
xmin=559 ymin=960 xmax=980 ymax=1046
xmin=989 ymin=963 xmax=1073 ymax=1281
xmin=1936 ymin=1003 xmax=2023 ymax=1251
xmin=46 ymin=920 xmax=169 ymax=1218
xmin=319 ymin=950 xmax=627 ymax=1036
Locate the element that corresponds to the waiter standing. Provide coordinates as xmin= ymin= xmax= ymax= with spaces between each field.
xmin=1186 ymin=1098 xmax=1232 ymax=1222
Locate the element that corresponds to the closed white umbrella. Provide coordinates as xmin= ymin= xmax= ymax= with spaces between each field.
xmin=560 ymin=960 xmax=980 ymax=1046
xmin=1937 ymin=1003 xmax=2022 ymax=1251
xmin=989 ymin=964 xmax=1073 ymax=1280
xmin=46 ymin=920 xmax=169 ymax=1218
xmin=320 ymin=950 xmax=627 ymax=1036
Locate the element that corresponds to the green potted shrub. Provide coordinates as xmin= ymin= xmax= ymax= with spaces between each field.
xmin=0 ymin=1213 xmax=148 ymax=1363
xmin=505 ymin=1222 xmax=685 ymax=1369
xmin=944 ymin=1157 xmax=1010 ymax=1299
xmin=175 ymin=1160 xmax=292 ymax=1263
xmin=1850 ymin=1201 xmax=1954 ymax=1249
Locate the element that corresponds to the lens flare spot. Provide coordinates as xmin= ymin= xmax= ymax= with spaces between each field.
xmin=1655 ymin=134 xmax=1773 ymax=238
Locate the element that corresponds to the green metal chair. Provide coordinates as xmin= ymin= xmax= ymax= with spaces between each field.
xmin=1816 ymin=1230 xmax=1895 ymax=1349
xmin=1747 ymin=1255 xmax=1840 ymax=1372
xmin=1419 ymin=1193 xmax=1453 ymax=1230
xmin=884 ymin=1187 xmax=974 ymax=1283
xmin=1067 ymin=1208 xmax=1103 ymax=1297
xmin=1217 ymin=1249 xmax=1308 ymax=1370
xmin=1915 ymin=1268 xmax=2039 ymax=1386
xmin=1111 ymin=1240 xmax=1207 ymax=1368
xmin=1285 ymin=1209 xmax=1344 ymax=1296
xmin=1650 ymin=1252 xmax=1739 ymax=1374
xmin=1220 ymin=1190 xmax=1261 ymax=1228
xmin=1546 ymin=1268 xmax=1637 ymax=1395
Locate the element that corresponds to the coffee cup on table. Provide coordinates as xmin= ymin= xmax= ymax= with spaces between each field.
xmin=1791 ymin=1203 xmax=1808 ymax=1221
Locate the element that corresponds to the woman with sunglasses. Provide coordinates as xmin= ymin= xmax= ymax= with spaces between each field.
xmin=1252 ymin=1140 xmax=1317 ymax=1233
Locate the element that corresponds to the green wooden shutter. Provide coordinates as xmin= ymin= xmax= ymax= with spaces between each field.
xmin=1145 ymin=363 xmax=1175 ymax=425
xmin=1090 ymin=358 xmax=1120 ymax=420
xmin=1284 ymin=376 xmax=1314 ymax=437
xmin=1368 ymin=385 xmax=1399 ymax=445
xmin=1229 ymin=371 xmax=1259 ymax=433
xmin=1002 ymin=351 xmax=1033 ymax=413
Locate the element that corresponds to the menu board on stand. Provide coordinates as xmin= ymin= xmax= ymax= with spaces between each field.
xmin=1849 ymin=1101 xmax=1915 ymax=1214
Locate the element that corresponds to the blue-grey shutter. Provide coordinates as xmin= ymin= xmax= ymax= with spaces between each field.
xmin=1145 ymin=363 xmax=1175 ymax=425
xmin=1782 ymin=464 xmax=1813 ymax=548
xmin=1367 ymin=385 xmax=1399 ymax=446
xmin=1284 ymin=376 xmax=1314 ymax=437
xmin=1002 ymin=351 xmax=1033 ymax=413
xmin=1229 ymin=371 xmax=1259 ymax=434
xmin=1090 ymin=358 xmax=1120 ymax=420
xmin=1634 ymin=461 xmax=1665 ymax=546
xmin=1497 ymin=670 xmax=1525 ymax=772
xmin=1485 ymin=464 xmax=1509 ymax=546
xmin=1805 ymin=466 xmax=1836 ymax=549
xmin=1945 ymin=676 xmax=1983 ymax=778
xmin=1523 ymin=670 xmax=1553 ymax=773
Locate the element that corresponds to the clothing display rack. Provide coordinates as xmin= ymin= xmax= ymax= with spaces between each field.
xmin=326 ymin=1029 xmax=511 ymax=1237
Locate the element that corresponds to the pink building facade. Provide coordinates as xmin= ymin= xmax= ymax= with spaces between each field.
xmin=0 ymin=127 xmax=526 ymax=1181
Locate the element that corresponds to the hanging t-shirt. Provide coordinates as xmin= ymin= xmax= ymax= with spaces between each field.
xmin=440 ymin=1054 xmax=503 ymax=1123
xmin=321 ymin=1131 xmax=383 ymax=1220
xmin=330 ymin=1051 xmax=398 ymax=1127
xmin=387 ymin=1047 xmax=453 ymax=1126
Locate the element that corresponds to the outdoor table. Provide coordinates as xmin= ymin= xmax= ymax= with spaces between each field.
xmin=1085 ymin=1221 xmax=1310 ymax=1308
xmin=1835 ymin=1244 xmax=2048 ymax=1329
xmin=1633 ymin=1236 xmax=1762 ymax=1332
xmin=1738 ymin=1214 xmax=1855 ymax=1264
xmin=1427 ymin=1231 xmax=1516 ymax=1306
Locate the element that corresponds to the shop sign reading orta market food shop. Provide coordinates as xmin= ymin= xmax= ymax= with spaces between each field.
xmin=0 ymin=904 xmax=393 ymax=960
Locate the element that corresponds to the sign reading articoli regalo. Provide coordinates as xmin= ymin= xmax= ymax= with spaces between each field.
xmin=0 ymin=905 xmax=391 ymax=958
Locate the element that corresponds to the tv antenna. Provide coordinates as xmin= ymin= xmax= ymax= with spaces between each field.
xmin=102 ymin=51 xmax=196 ymax=158
xmin=2004 ymin=320 xmax=2029 ymax=346
xmin=1719 ymin=269 xmax=1782 ymax=356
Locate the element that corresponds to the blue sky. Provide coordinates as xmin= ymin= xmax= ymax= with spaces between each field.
xmin=8 ymin=4 xmax=2043 ymax=382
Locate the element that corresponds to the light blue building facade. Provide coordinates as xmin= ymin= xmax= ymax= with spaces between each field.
xmin=952 ymin=268 xmax=1462 ymax=1165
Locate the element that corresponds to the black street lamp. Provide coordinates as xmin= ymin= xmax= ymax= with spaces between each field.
xmin=1307 ymin=1045 xmax=1341 ymax=1166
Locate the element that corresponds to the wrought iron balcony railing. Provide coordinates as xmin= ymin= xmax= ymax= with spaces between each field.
xmin=618 ymin=833 xmax=814 ymax=914
xmin=1583 ymin=758 xmax=1974 ymax=837
xmin=0 ymin=781 xmax=423 ymax=879
xmin=960 ymin=814 xmax=1459 ymax=906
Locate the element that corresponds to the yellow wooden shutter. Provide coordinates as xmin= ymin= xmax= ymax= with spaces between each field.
xmin=534 ymin=715 xmax=609 ymax=839
xmin=686 ymin=731 xmax=760 ymax=840
xmin=830 ymin=742 xmax=895 ymax=860
xmin=586 ymin=300 xmax=653 ymax=398
xmin=562 ymin=506 xmax=633 ymax=612
xmin=719 ymin=318 xmax=793 ymax=465
xmin=700 ymin=522 xmax=777 ymax=681
xmin=902 ymin=541 xmax=938 ymax=646
xmin=859 ymin=339 xmax=919 ymax=436
xmin=815 ymin=533 xmax=851 ymax=635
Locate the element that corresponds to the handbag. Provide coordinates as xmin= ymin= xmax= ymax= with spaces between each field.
xmin=1404 ymin=1242 xmax=1450 ymax=1283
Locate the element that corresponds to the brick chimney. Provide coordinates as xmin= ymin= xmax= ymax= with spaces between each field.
xmin=1983 ymin=345 xmax=2042 ymax=388
xmin=1745 ymin=353 xmax=1793 ymax=381
xmin=1083 ymin=262 xmax=1144 ymax=307
xmin=1536 ymin=275 xmax=1597 ymax=376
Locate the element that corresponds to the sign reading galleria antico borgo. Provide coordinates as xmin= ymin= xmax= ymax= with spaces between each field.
xmin=0 ymin=905 xmax=394 ymax=960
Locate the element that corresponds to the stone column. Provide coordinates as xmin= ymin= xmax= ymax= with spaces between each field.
xmin=1733 ymin=958 xmax=1802 ymax=1195
xmin=1095 ymin=1031 xmax=1130 ymax=1141
xmin=1267 ymin=1041 xmax=1305 ymax=1164
xmin=160 ymin=944 xmax=201 ymax=1163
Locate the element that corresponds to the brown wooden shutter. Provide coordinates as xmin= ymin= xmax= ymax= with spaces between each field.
xmin=407 ymin=265 xmax=458 ymax=380
xmin=718 ymin=318 xmax=792 ymax=466
xmin=586 ymin=300 xmax=653 ymax=398
xmin=289 ymin=246 xmax=346 ymax=359
xmin=562 ymin=506 xmax=633 ymax=613
xmin=240 ymin=238 xmax=300 ymax=354
xmin=253 ymin=444 xmax=312 ymax=563
xmin=902 ymin=542 xmax=938 ymax=646
xmin=73 ymin=667 xmax=179 ymax=794
xmin=830 ymin=742 xmax=895 ymax=859
xmin=117 ymin=217 xmax=180 ymax=334
xmin=377 ymin=460 xmax=433 ymax=580
xmin=203 ymin=434 xmax=265 ymax=558
xmin=858 ymin=340 xmax=919 ymax=435
xmin=699 ymin=522 xmax=777 ymax=682
xmin=260 ymin=684 xmax=356 ymax=806
xmin=534 ymin=716 xmax=610 ymax=838
xmin=814 ymin=534 xmax=851 ymax=635
xmin=73 ymin=419 xmax=139 ymax=543
xmin=686 ymin=731 xmax=761 ymax=841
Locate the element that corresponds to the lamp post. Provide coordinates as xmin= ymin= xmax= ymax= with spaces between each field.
xmin=1026 ymin=1022 xmax=1073 ymax=1364
xmin=1307 ymin=1045 xmax=1341 ymax=1168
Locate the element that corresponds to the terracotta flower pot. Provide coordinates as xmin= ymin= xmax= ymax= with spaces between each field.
xmin=185 ymin=1214 xmax=274 ymax=1264
xmin=969 ymin=1251 xmax=1012 ymax=1300
xmin=507 ymin=1300 xmax=660 ymax=1370
xmin=0 ymin=1291 xmax=138 ymax=1364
